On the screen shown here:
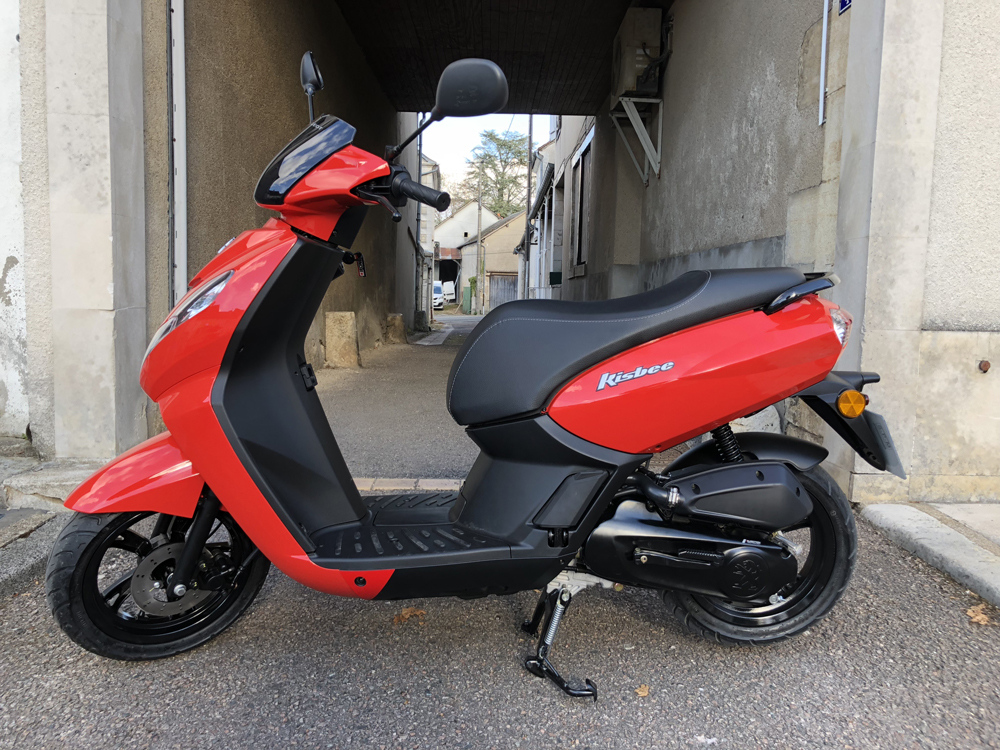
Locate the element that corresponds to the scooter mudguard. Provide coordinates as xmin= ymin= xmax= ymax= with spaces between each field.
xmin=64 ymin=431 xmax=205 ymax=517
xmin=796 ymin=371 xmax=906 ymax=478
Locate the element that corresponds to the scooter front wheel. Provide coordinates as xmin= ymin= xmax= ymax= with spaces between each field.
xmin=46 ymin=510 xmax=270 ymax=660
xmin=663 ymin=465 xmax=857 ymax=645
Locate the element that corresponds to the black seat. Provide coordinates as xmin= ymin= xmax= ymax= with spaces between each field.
xmin=446 ymin=267 xmax=806 ymax=426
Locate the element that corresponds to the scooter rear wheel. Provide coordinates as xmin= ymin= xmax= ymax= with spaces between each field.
xmin=46 ymin=510 xmax=270 ymax=660
xmin=663 ymin=465 xmax=856 ymax=645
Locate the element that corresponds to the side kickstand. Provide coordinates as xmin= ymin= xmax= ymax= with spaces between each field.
xmin=521 ymin=589 xmax=554 ymax=636
xmin=524 ymin=587 xmax=597 ymax=701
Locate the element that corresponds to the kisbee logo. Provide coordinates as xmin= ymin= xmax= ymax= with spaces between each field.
xmin=596 ymin=361 xmax=674 ymax=391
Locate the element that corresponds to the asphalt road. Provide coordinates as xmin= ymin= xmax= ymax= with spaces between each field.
xmin=2 ymin=522 xmax=999 ymax=749
xmin=3 ymin=326 xmax=1000 ymax=748
xmin=316 ymin=314 xmax=482 ymax=479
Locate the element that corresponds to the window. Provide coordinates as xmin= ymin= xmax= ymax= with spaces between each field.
xmin=550 ymin=115 xmax=562 ymax=141
xmin=463 ymin=231 xmax=469 ymax=237
xmin=570 ymin=126 xmax=595 ymax=268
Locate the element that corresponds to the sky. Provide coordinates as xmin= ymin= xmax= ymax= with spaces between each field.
xmin=419 ymin=113 xmax=551 ymax=184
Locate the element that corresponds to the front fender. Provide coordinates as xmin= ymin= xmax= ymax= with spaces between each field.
xmin=65 ymin=431 xmax=204 ymax=517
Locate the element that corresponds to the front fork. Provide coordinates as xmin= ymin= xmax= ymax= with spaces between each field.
xmin=167 ymin=493 xmax=221 ymax=598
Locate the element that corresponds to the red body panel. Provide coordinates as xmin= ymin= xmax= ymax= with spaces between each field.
xmin=547 ymin=296 xmax=844 ymax=455
xmin=65 ymin=431 xmax=204 ymax=517
xmin=133 ymin=225 xmax=394 ymax=599
xmin=140 ymin=223 xmax=298 ymax=402
xmin=158 ymin=368 xmax=392 ymax=598
xmin=259 ymin=144 xmax=390 ymax=240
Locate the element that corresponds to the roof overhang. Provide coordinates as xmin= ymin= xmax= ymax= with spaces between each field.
xmin=334 ymin=0 xmax=634 ymax=114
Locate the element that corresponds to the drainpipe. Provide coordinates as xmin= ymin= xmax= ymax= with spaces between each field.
xmin=169 ymin=0 xmax=187 ymax=305
xmin=818 ymin=0 xmax=830 ymax=126
xmin=417 ymin=113 xmax=427 ymax=324
xmin=522 ymin=117 xmax=533 ymax=299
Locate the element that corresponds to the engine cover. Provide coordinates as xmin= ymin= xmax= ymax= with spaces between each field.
xmin=585 ymin=500 xmax=798 ymax=601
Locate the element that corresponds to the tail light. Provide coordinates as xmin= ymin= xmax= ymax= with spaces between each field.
xmin=829 ymin=307 xmax=852 ymax=348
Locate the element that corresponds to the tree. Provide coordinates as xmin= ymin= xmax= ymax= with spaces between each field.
xmin=456 ymin=129 xmax=530 ymax=218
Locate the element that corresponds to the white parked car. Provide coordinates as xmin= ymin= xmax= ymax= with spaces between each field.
xmin=433 ymin=280 xmax=444 ymax=309
xmin=442 ymin=280 xmax=456 ymax=303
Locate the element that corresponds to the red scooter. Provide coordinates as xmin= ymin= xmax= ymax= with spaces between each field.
xmin=47 ymin=55 xmax=904 ymax=699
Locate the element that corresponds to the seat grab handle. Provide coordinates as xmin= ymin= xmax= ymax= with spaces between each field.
xmin=765 ymin=274 xmax=839 ymax=314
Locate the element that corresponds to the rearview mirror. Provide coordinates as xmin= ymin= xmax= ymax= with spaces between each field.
xmin=300 ymin=51 xmax=324 ymax=122
xmin=300 ymin=51 xmax=324 ymax=94
xmin=431 ymin=59 xmax=508 ymax=120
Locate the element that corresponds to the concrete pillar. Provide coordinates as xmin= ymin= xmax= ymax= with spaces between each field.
xmin=324 ymin=312 xmax=361 ymax=368
xmin=828 ymin=0 xmax=1000 ymax=503
xmin=0 ymin=0 xmax=30 ymax=440
xmin=20 ymin=0 xmax=146 ymax=459
xmin=844 ymin=0 xmax=945 ymax=501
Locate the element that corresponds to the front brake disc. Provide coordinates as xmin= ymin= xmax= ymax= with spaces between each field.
xmin=130 ymin=542 xmax=215 ymax=616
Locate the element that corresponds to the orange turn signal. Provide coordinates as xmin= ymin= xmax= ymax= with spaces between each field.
xmin=836 ymin=390 xmax=867 ymax=418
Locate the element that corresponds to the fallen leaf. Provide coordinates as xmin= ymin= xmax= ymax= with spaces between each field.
xmin=635 ymin=684 xmax=650 ymax=697
xmin=967 ymin=603 xmax=991 ymax=625
xmin=394 ymin=607 xmax=426 ymax=625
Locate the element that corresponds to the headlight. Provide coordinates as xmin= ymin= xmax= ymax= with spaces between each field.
xmin=829 ymin=307 xmax=852 ymax=348
xmin=143 ymin=271 xmax=233 ymax=361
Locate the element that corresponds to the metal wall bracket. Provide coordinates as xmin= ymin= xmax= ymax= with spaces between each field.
xmin=611 ymin=97 xmax=662 ymax=187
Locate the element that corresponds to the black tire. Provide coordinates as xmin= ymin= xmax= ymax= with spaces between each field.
xmin=46 ymin=510 xmax=270 ymax=660
xmin=664 ymin=465 xmax=856 ymax=645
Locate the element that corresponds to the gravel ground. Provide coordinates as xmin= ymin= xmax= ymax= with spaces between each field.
xmin=1 ymin=520 xmax=999 ymax=749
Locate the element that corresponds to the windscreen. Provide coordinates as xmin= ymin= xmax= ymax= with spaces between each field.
xmin=254 ymin=115 xmax=356 ymax=206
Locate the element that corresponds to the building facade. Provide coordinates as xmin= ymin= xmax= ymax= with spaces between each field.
xmin=0 ymin=0 xmax=423 ymax=459
xmin=459 ymin=212 xmax=524 ymax=312
xmin=435 ymin=201 xmax=500 ymax=309
xmin=525 ymin=0 xmax=1000 ymax=504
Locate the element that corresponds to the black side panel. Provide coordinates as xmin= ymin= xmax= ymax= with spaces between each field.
xmin=460 ymin=416 xmax=648 ymax=550
xmin=375 ymin=557 xmax=568 ymax=600
xmin=671 ymin=461 xmax=812 ymax=530
xmin=212 ymin=239 xmax=367 ymax=547
xmin=533 ymin=471 xmax=608 ymax=528
xmin=667 ymin=432 xmax=829 ymax=473
xmin=329 ymin=205 xmax=368 ymax=248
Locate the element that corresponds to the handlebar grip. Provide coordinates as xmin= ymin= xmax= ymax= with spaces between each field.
xmin=393 ymin=176 xmax=451 ymax=212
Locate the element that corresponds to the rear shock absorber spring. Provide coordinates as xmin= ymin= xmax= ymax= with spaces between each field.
xmin=711 ymin=424 xmax=744 ymax=463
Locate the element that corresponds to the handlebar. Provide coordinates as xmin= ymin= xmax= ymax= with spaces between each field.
xmin=391 ymin=173 xmax=451 ymax=212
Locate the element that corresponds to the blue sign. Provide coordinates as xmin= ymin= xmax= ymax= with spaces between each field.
xmin=839 ymin=0 xmax=851 ymax=14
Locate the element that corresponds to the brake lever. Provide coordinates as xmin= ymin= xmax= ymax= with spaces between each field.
xmin=355 ymin=188 xmax=401 ymax=223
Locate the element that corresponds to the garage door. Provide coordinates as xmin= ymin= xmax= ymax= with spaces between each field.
xmin=489 ymin=274 xmax=517 ymax=309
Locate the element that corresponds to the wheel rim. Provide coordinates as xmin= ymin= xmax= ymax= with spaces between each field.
xmin=80 ymin=511 xmax=257 ymax=645
xmin=688 ymin=487 xmax=839 ymax=628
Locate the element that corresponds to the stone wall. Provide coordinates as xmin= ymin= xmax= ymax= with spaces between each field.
xmin=0 ymin=0 xmax=29 ymax=439
xmin=17 ymin=0 xmax=53 ymax=457
xmin=181 ymin=0 xmax=415 ymax=358
xmin=16 ymin=0 xmax=147 ymax=459
xmin=559 ymin=0 xmax=831 ymax=303
xmin=845 ymin=0 xmax=1000 ymax=504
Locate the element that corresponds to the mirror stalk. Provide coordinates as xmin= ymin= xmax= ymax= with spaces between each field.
xmin=385 ymin=112 xmax=439 ymax=163
xmin=305 ymin=84 xmax=316 ymax=123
